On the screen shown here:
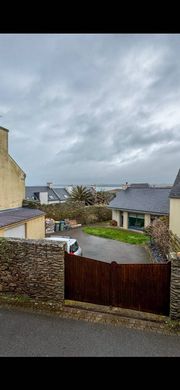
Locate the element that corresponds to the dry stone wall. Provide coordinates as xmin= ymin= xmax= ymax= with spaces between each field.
xmin=0 ymin=238 xmax=65 ymax=302
xmin=170 ymin=253 xmax=180 ymax=320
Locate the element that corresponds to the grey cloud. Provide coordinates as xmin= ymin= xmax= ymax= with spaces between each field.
xmin=0 ymin=34 xmax=180 ymax=184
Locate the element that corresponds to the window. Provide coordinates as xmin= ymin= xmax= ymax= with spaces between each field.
xmin=70 ymin=241 xmax=79 ymax=253
xmin=120 ymin=213 xmax=124 ymax=227
xmin=33 ymin=192 xmax=40 ymax=200
xmin=128 ymin=213 xmax=144 ymax=230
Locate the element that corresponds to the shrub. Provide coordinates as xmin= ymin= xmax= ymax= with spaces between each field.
xmin=84 ymin=214 xmax=99 ymax=225
xmin=22 ymin=201 xmax=111 ymax=225
xmin=145 ymin=218 xmax=170 ymax=259
xmin=110 ymin=219 xmax=118 ymax=226
xmin=22 ymin=199 xmax=40 ymax=208
xmin=93 ymin=205 xmax=112 ymax=222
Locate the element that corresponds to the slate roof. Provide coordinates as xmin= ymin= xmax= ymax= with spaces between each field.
xmin=0 ymin=208 xmax=45 ymax=228
xmin=108 ymin=187 xmax=172 ymax=215
xmin=25 ymin=186 xmax=70 ymax=202
xmin=169 ymin=169 xmax=180 ymax=199
xmin=53 ymin=188 xmax=70 ymax=200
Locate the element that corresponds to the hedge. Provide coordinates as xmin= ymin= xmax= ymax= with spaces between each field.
xmin=23 ymin=200 xmax=112 ymax=225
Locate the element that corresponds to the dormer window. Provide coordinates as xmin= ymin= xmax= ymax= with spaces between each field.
xmin=33 ymin=192 xmax=40 ymax=201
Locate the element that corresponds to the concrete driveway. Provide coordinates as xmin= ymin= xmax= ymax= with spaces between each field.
xmin=50 ymin=227 xmax=150 ymax=264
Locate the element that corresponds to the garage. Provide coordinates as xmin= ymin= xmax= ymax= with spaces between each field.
xmin=0 ymin=208 xmax=45 ymax=239
xmin=4 ymin=224 xmax=26 ymax=238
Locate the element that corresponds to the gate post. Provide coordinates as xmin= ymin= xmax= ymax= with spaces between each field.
xmin=170 ymin=252 xmax=180 ymax=320
xmin=110 ymin=261 xmax=117 ymax=307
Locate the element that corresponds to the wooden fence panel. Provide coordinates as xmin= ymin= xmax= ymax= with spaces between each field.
xmin=111 ymin=262 xmax=171 ymax=315
xmin=65 ymin=253 xmax=111 ymax=306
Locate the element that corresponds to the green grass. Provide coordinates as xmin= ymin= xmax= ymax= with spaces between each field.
xmin=82 ymin=226 xmax=149 ymax=245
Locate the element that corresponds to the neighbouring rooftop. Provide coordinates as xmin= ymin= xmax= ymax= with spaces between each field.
xmin=108 ymin=186 xmax=172 ymax=215
xmin=169 ymin=169 xmax=180 ymax=199
xmin=0 ymin=208 xmax=45 ymax=228
xmin=25 ymin=186 xmax=70 ymax=202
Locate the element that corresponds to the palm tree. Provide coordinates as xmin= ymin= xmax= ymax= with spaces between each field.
xmin=70 ymin=185 xmax=95 ymax=205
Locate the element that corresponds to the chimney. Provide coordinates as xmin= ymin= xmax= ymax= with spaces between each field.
xmin=47 ymin=182 xmax=53 ymax=189
xmin=0 ymin=126 xmax=9 ymax=155
xmin=39 ymin=191 xmax=48 ymax=204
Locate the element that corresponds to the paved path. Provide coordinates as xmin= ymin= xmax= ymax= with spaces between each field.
xmin=0 ymin=308 xmax=179 ymax=356
xmin=52 ymin=227 xmax=150 ymax=263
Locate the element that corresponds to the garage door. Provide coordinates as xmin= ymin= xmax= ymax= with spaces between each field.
xmin=4 ymin=224 xmax=26 ymax=238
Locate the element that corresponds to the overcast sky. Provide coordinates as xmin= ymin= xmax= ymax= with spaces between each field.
xmin=0 ymin=34 xmax=180 ymax=185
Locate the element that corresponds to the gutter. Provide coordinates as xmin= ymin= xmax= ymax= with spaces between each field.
xmin=108 ymin=206 xmax=169 ymax=215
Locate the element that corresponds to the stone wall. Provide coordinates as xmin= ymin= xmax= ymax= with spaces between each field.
xmin=0 ymin=238 xmax=65 ymax=303
xmin=170 ymin=253 xmax=180 ymax=320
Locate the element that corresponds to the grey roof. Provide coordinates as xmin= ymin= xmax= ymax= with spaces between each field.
xmin=169 ymin=169 xmax=180 ymax=198
xmin=108 ymin=187 xmax=172 ymax=215
xmin=26 ymin=186 xmax=59 ymax=201
xmin=0 ymin=208 xmax=45 ymax=228
xmin=53 ymin=188 xmax=70 ymax=200
xmin=25 ymin=186 xmax=70 ymax=202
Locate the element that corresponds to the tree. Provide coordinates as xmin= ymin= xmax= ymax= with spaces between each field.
xmin=70 ymin=185 xmax=95 ymax=205
xmin=95 ymin=191 xmax=115 ymax=204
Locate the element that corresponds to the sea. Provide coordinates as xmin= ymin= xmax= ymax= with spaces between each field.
xmin=54 ymin=183 xmax=171 ymax=192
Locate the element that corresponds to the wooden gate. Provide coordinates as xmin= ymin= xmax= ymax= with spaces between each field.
xmin=65 ymin=253 xmax=171 ymax=315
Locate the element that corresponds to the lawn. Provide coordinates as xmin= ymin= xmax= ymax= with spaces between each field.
xmin=82 ymin=226 xmax=149 ymax=245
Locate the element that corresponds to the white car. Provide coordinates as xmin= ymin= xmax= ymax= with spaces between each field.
xmin=45 ymin=236 xmax=82 ymax=256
